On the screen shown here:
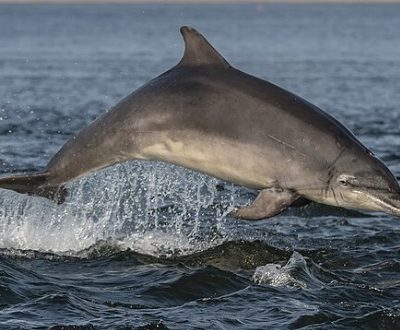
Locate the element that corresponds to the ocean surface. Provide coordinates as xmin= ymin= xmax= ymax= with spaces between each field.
xmin=0 ymin=3 xmax=399 ymax=329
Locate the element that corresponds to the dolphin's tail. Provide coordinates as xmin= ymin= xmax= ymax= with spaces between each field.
xmin=0 ymin=172 xmax=67 ymax=204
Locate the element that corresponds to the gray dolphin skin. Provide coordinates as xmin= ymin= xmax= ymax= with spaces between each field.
xmin=1 ymin=26 xmax=400 ymax=220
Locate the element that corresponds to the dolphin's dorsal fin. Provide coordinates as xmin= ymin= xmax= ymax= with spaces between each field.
xmin=178 ymin=26 xmax=230 ymax=68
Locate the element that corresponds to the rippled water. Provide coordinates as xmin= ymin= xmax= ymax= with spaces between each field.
xmin=0 ymin=3 xmax=400 ymax=329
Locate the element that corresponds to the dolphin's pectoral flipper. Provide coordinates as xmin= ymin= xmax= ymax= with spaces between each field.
xmin=230 ymin=188 xmax=299 ymax=220
xmin=0 ymin=173 xmax=67 ymax=204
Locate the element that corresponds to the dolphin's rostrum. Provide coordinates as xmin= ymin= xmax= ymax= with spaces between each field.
xmin=1 ymin=26 xmax=400 ymax=219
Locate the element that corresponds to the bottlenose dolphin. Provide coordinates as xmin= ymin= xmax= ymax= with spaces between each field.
xmin=1 ymin=26 xmax=399 ymax=220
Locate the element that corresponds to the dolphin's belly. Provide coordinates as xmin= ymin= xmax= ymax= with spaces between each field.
xmin=139 ymin=131 xmax=291 ymax=189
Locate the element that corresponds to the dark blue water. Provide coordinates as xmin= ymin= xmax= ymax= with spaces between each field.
xmin=0 ymin=3 xmax=400 ymax=329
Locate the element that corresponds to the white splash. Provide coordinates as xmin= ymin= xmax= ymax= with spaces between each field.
xmin=0 ymin=161 xmax=242 ymax=256
xmin=252 ymin=251 xmax=308 ymax=288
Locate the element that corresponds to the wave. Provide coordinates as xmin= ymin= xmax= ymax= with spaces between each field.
xmin=0 ymin=239 xmax=291 ymax=270
xmin=0 ymin=238 xmax=345 ymax=290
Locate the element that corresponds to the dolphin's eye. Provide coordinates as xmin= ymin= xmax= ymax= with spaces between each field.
xmin=337 ymin=174 xmax=356 ymax=187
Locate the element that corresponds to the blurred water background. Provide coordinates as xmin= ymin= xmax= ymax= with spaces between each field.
xmin=0 ymin=3 xmax=399 ymax=329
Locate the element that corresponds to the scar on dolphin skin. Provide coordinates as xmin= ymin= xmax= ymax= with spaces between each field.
xmin=267 ymin=134 xmax=295 ymax=150
xmin=0 ymin=26 xmax=399 ymax=220
xmin=266 ymin=134 xmax=307 ymax=158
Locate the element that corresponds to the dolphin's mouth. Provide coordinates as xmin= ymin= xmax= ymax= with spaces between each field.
xmin=354 ymin=189 xmax=400 ymax=217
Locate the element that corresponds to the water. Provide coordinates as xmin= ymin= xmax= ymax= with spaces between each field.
xmin=0 ymin=3 xmax=400 ymax=329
